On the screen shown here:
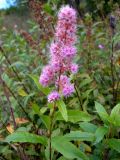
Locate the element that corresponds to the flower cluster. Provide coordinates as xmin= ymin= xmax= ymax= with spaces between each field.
xmin=39 ymin=5 xmax=78 ymax=102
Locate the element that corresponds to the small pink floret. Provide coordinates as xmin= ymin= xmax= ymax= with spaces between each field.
xmin=98 ymin=44 xmax=104 ymax=49
xmin=58 ymin=5 xmax=76 ymax=22
xmin=62 ymin=84 xmax=74 ymax=97
xmin=48 ymin=91 xmax=60 ymax=103
xmin=70 ymin=63 xmax=78 ymax=74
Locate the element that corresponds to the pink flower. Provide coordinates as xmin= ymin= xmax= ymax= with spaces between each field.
xmin=61 ymin=46 xmax=76 ymax=58
xmin=48 ymin=91 xmax=60 ymax=103
xmin=39 ymin=65 xmax=54 ymax=86
xmin=55 ymin=75 xmax=70 ymax=88
xmin=70 ymin=63 xmax=78 ymax=74
xmin=42 ymin=66 xmax=54 ymax=77
xmin=50 ymin=42 xmax=60 ymax=56
xmin=98 ymin=44 xmax=104 ymax=49
xmin=50 ymin=56 xmax=62 ymax=72
xmin=58 ymin=6 xmax=76 ymax=23
xmin=62 ymin=84 xmax=74 ymax=97
xmin=60 ymin=75 xmax=70 ymax=84
xmin=39 ymin=74 xmax=50 ymax=87
xmin=55 ymin=75 xmax=74 ymax=97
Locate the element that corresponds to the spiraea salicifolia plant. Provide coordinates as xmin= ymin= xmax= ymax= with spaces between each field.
xmin=3 ymin=3 xmax=120 ymax=160
xmin=39 ymin=5 xmax=78 ymax=102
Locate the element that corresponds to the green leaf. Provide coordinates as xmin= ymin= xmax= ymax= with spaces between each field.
xmin=82 ymin=89 xmax=93 ymax=99
xmin=57 ymin=157 xmax=68 ymax=160
xmin=10 ymin=61 xmax=25 ymax=68
xmin=113 ymin=33 xmax=120 ymax=47
xmin=40 ymin=107 xmax=47 ymax=114
xmin=18 ymin=88 xmax=28 ymax=97
xmin=41 ymin=115 xmax=50 ymax=130
xmin=56 ymin=100 xmax=68 ymax=122
xmin=79 ymin=122 xmax=97 ymax=133
xmin=5 ymin=132 xmax=47 ymax=146
xmin=95 ymin=102 xmax=109 ymax=123
xmin=94 ymin=126 xmax=108 ymax=144
xmin=16 ymin=127 xmax=28 ymax=132
xmin=79 ymin=78 xmax=92 ymax=88
xmin=32 ymin=103 xmax=50 ymax=129
xmin=55 ymin=110 xmax=92 ymax=123
xmin=110 ymin=104 xmax=120 ymax=126
xmin=108 ymin=138 xmax=120 ymax=153
xmin=52 ymin=136 xmax=89 ymax=160
xmin=64 ymin=131 xmax=95 ymax=142
xmin=43 ymin=3 xmax=53 ymax=15
xmin=29 ymin=74 xmax=51 ymax=95
xmin=32 ymin=103 xmax=41 ymax=116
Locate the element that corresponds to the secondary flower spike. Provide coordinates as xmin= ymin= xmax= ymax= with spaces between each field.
xmin=39 ymin=5 xmax=78 ymax=102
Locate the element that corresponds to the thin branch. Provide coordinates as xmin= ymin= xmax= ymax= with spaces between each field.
xmin=49 ymin=104 xmax=56 ymax=160
xmin=110 ymin=39 xmax=116 ymax=106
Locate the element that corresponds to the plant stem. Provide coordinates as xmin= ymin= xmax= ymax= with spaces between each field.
xmin=49 ymin=104 xmax=56 ymax=160
xmin=1 ymin=78 xmax=32 ymax=122
xmin=110 ymin=39 xmax=116 ymax=106
xmin=103 ymin=148 xmax=109 ymax=160
xmin=2 ymin=81 xmax=28 ymax=160
xmin=49 ymin=122 xmax=52 ymax=160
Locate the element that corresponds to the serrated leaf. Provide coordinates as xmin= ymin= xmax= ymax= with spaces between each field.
xmin=79 ymin=122 xmax=97 ymax=133
xmin=56 ymin=100 xmax=68 ymax=122
xmin=95 ymin=101 xmax=109 ymax=123
xmin=110 ymin=104 xmax=120 ymax=126
xmin=40 ymin=107 xmax=47 ymax=114
xmin=108 ymin=138 xmax=120 ymax=153
xmin=79 ymin=78 xmax=92 ymax=88
xmin=5 ymin=132 xmax=47 ymax=146
xmin=52 ymin=136 xmax=89 ymax=160
xmin=94 ymin=126 xmax=108 ymax=144
xmin=55 ymin=110 xmax=93 ymax=123
xmin=64 ymin=131 xmax=95 ymax=142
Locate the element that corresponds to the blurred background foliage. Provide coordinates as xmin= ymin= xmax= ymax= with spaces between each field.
xmin=2 ymin=0 xmax=120 ymax=16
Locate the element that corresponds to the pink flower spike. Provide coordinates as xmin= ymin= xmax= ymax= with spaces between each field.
xmin=39 ymin=5 xmax=77 ymax=99
xmin=48 ymin=91 xmax=60 ymax=103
